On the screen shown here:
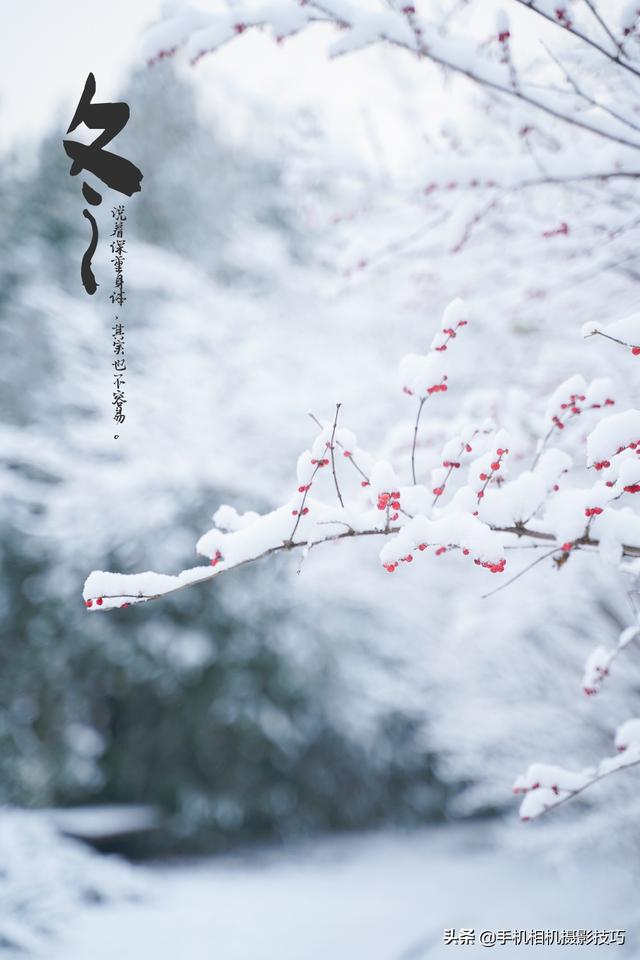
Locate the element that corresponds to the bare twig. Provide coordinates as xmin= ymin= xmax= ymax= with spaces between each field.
xmin=582 ymin=0 xmax=625 ymax=58
xmin=411 ymin=397 xmax=427 ymax=485
xmin=329 ymin=402 xmax=345 ymax=508
xmin=584 ymin=329 xmax=638 ymax=350
xmin=512 ymin=0 xmax=640 ymax=79
xmin=481 ymin=546 xmax=560 ymax=599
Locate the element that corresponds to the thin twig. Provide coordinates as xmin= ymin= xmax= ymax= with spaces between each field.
xmin=585 ymin=329 xmax=638 ymax=350
xmin=582 ymin=0 xmax=625 ymax=57
xmin=329 ymin=402 xmax=344 ymax=508
xmin=482 ymin=546 xmax=560 ymax=599
xmin=512 ymin=0 xmax=640 ymax=79
xmin=411 ymin=397 xmax=427 ymax=485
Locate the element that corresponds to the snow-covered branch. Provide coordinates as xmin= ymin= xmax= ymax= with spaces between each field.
xmin=84 ymin=298 xmax=640 ymax=611
xmin=514 ymin=718 xmax=640 ymax=820
xmin=142 ymin=0 xmax=640 ymax=177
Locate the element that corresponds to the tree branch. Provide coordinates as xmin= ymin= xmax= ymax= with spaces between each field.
xmin=84 ymin=522 xmax=640 ymax=610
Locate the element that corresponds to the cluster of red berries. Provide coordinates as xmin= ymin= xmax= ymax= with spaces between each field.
xmin=292 ymin=507 xmax=310 ymax=517
xmin=427 ymin=379 xmax=448 ymax=396
xmin=85 ymin=597 xmax=104 ymax=608
xmin=210 ymin=550 xmax=224 ymax=567
xmin=474 ymin=557 xmax=506 ymax=574
xmin=584 ymin=506 xmax=603 ymax=517
xmin=512 ymin=781 xmax=540 ymax=795
xmin=624 ymin=483 xmax=640 ymax=494
xmin=298 ymin=483 xmax=312 ymax=493
xmin=384 ymin=544 xmax=504 ymax=574
xmin=498 ymin=29 xmax=510 ymax=42
xmin=584 ymin=664 xmax=609 ymax=697
xmin=476 ymin=447 xmax=508 ymax=500
xmin=542 ymin=222 xmax=569 ymax=238
xmin=146 ymin=46 xmax=178 ymax=67
xmin=384 ymin=543 xmax=429 ymax=572
xmin=377 ymin=491 xmax=401 ymax=521
xmin=615 ymin=440 xmax=639 ymax=455
xmin=593 ymin=460 xmax=611 ymax=471
xmin=310 ymin=457 xmax=330 ymax=467
xmin=435 ymin=329 xmax=458 ymax=353
xmin=552 ymin=394 xmax=614 ymax=432
xmin=554 ymin=6 xmax=572 ymax=27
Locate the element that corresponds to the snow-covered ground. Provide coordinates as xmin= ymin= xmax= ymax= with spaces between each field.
xmin=45 ymin=825 xmax=639 ymax=960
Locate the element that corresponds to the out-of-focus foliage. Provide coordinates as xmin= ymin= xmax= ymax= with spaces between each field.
xmin=0 ymin=66 xmax=446 ymax=853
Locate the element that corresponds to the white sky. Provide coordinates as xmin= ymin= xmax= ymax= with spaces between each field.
xmin=0 ymin=0 xmax=164 ymax=154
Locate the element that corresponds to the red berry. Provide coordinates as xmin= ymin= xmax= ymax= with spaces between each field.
xmin=479 ymin=473 xmax=488 ymax=481
xmin=361 ymin=480 xmax=370 ymax=487
xmin=490 ymin=461 xmax=500 ymax=471
xmin=120 ymin=603 xmax=130 ymax=609
xmin=96 ymin=597 xmax=103 ymax=606
xmin=343 ymin=451 xmax=351 ymax=458
xmin=418 ymin=543 xmax=427 ymax=551
xmin=85 ymin=599 xmax=93 ymax=608
xmin=391 ymin=500 xmax=401 ymax=510
xmin=433 ymin=487 xmax=444 ymax=496
xmin=302 ymin=507 xmax=309 ymax=515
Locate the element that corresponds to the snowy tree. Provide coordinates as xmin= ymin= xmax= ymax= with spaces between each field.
xmin=81 ymin=1 xmax=640 ymax=826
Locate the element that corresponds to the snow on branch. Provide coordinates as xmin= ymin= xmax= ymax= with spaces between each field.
xmin=84 ymin=296 xmax=640 ymax=612
xmin=513 ymin=718 xmax=640 ymax=820
xmin=582 ymin=624 xmax=640 ymax=696
xmin=583 ymin=311 xmax=640 ymax=356
xmin=142 ymin=1 xmax=640 ymax=169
